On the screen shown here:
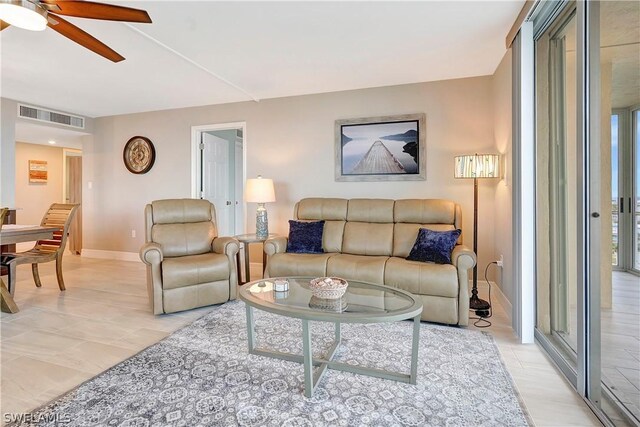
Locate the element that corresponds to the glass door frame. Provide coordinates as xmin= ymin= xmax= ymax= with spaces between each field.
xmin=576 ymin=0 xmax=601 ymax=408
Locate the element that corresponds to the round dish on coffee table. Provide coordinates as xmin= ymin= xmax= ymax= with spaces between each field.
xmin=238 ymin=277 xmax=423 ymax=398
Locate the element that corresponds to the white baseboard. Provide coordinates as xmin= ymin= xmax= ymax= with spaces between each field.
xmin=491 ymin=282 xmax=513 ymax=323
xmin=81 ymin=249 xmax=141 ymax=263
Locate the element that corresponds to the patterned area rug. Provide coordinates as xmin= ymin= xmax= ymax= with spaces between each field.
xmin=15 ymin=300 xmax=530 ymax=426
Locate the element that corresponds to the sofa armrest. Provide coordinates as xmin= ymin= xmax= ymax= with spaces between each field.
xmin=212 ymin=236 xmax=240 ymax=299
xmin=139 ymin=242 xmax=164 ymax=315
xmin=212 ymin=236 xmax=240 ymax=257
xmin=140 ymin=242 xmax=163 ymax=265
xmin=264 ymin=236 xmax=288 ymax=255
xmin=451 ymin=245 xmax=476 ymax=270
xmin=451 ymin=244 xmax=476 ymax=326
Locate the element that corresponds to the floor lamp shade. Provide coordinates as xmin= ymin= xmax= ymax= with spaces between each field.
xmin=245 ymin=176 xmax=275 ymax=239
xmin=454 ymin=154 xmax=500 ymax=316
xmin=454 ymin=154 xmax=500 ymax=178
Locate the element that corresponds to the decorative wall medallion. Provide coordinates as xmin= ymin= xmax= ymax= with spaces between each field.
xmin=123 ymin=136 xmax=155 ymax=174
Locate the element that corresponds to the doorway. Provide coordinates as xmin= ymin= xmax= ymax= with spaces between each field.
xmin=191 ymin=123 xmax=245 ymax=237
xmin=64 ymin=149 xmax=82 ymax=255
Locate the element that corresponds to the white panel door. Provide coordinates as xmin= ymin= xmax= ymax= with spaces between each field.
xmin=202 ymin=132 xmax=232 ymax=236
xmin=234 ymin=140 xmax=244 ymax=235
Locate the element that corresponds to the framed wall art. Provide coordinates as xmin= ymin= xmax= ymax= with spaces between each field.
xmin=123 ymin=136 xmax=156 ymax=174
xmin=335 ymin=113 xmax=426 ymax=181
xmin=29 ymin=160 xmax=48 ymax=183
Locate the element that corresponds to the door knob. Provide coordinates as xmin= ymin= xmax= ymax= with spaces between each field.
xmin=226 ymin=201 xmax=232 ymax=206
xmin=591 ymin=212 xmax=600 ymax=218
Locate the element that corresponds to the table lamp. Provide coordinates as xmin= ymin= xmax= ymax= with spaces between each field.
xmin=245 ymin=176 xmax=276 ymax=239
xmin=454 ymin=153 xmax=500 ymax=316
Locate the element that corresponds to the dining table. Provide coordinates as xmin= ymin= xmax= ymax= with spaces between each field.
xmin=0 ymin=224 xmax=59 ymax=314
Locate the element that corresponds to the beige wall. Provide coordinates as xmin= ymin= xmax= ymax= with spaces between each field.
xmin=85 ymin=76 xmax=499 ymax=275
xmin=492 ymin=50 xmax=513 ymax=304
xmin=1 ymin=98 xmax=18 ymax=207
xmin=14 ymin=142 xmax=64 ymax=225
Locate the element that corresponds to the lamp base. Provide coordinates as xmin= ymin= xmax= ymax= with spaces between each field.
xmin=256 ymin=203 xmax=268 ymax=240
xmin=470 ymin=295 xmax=491 ymax=318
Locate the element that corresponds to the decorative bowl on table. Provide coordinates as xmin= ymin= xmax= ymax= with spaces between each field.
xmin=309 ymin=277 xmax=349 ymax=300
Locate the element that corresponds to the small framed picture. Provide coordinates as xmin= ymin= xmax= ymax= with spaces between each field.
xmin=335 ymin=114 xmax=426 ymax=181
xmin=29 ymin=160 xmax=48 ymax=183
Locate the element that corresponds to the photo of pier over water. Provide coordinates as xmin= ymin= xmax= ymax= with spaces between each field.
xmin=341 ymin=120 xmax=420 ymax=175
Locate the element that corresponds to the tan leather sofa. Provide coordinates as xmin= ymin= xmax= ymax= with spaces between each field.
xmin=264 ymin=198 xmax=476 ymax=326
xmin=139 ymin=199 xmax=240 ymax=314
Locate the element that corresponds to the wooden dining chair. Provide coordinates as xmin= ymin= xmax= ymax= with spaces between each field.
xmin=0 ymin=208 xmax=8 ymax=228
xmin=0 ymin=208 xmax=21 ymax=313
xmin=3 ymin=203 xmax=79 ymax=294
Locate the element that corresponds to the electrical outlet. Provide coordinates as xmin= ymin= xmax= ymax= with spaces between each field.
xmin=497 ymin=254 xmax=504 ymax=267
xmin=131 ymin=230 xmax=136 ymax=238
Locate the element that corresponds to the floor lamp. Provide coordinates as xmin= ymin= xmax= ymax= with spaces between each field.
xmin=454 ymin=154 xmax=500 ymax=316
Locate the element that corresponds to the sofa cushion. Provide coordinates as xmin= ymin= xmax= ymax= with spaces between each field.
xmin=322 ymin=221 xmax=346 ymax=253
xmin=152 ymin=199 xmax=213 ymax=224
xmin=163 ymin=282 xmax=230 ymax=313
xmin=162 ymin=253 xmax=229 ymax=290
xmin=286 ymin=220 xmax=325 ymax=254
xmin=326 ymin=254 xmax=388 ymax=285
xmin=394 ymin=199 xmax=456 ymax=224
xmin=296 ymin=198 xmax=348 ymax=221
xmin=152 ymin=222 xmax=216 ymax=257
xmin=393 ymin=223 xmax=456 ymax=258
xmin=268 ymin=253 xmax=335 ymax=277
xmin=407 ymin=228 xmax=461 ymax=264
xmin=385 ymin=257 xmax=459 ymax=298
xmin=347 ymin=199 xmax=395 ymax=223
xmin=342 ymin=222 xmax=394 ymax=256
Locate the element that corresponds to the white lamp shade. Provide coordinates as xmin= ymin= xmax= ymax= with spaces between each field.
xmin=454 ymin=154 xmax=500 ymax=179
xmin=0 ymin=1 xmax=47 ymax=31
xmin=245 ymin=176 xmax=275 ymax=203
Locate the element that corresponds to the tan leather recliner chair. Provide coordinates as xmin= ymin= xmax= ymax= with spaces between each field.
xmin=139 ymin=199 xmax=240 ymax=314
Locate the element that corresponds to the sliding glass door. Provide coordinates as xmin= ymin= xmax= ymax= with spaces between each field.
xmin=535 ymin=4 xmax=579 ymax=369
xmin=533 ymin=1 xmax=639 ymax=424
xmin=634 ymin=109 xmax=640 ymax=271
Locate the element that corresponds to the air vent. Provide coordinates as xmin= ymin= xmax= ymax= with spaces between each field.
xmin=18 ymin=104 xmax=85 ymax=129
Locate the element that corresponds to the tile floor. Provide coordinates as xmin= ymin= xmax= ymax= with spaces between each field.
xmin=1 ymin=255 xmax=602 ymax=426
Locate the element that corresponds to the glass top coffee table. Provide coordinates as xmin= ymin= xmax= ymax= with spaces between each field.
xmin=238 ymin=277 xmax=423 ymax=398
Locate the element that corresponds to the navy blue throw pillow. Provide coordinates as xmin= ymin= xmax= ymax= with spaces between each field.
xmin=286 ymin=220 xmax=325 ymax=254
xmin=406 ymin=228 xmax=462 ymax=264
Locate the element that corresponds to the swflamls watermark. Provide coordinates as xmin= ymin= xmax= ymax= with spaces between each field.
xmin=3 ymin=413 xmax=71 ymax=424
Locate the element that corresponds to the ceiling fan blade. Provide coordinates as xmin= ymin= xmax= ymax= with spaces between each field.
xmin=42 ymin=1 xmax=151 ymax=23
xmin=47 ymin=15 xmax=124 ymax=62
xmin=0 ymin=20 xmax=10 ymax=31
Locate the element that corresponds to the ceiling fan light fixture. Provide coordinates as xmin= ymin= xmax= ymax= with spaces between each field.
xmin=0 ymin=0 xmax=47 ymax=31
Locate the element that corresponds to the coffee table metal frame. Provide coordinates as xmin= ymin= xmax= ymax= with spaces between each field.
xmin=239 ymin=277 xmax=424 ymax=398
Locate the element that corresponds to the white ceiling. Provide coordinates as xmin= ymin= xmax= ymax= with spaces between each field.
xmin=1 ymin=1 xmax=524 ymax=118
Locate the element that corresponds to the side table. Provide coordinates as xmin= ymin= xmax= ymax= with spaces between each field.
xmin=234 ymin=233 xmax=279 ymax=285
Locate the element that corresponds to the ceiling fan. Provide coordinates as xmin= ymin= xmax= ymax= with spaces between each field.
xmin=0 ymin=0 xmax=152 ymax=62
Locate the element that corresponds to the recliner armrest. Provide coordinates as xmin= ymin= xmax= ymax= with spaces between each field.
xmin=212 ymin=236 xmax=240 ymax=257
xmin=264 ymin=236 xmax=288 ymax=255
xmin=140 ymin=242 xmax=163 ymax=265
xmin=451 ymin=245 xmax=476 ymax=270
